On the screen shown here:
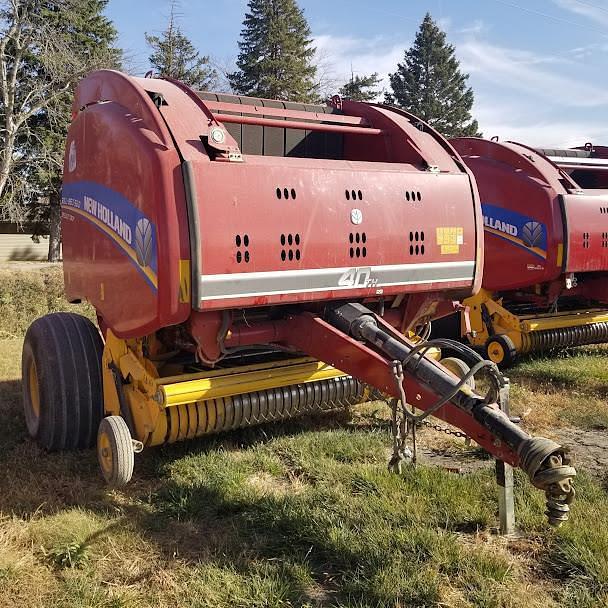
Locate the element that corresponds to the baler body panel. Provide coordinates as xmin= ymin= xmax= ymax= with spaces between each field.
xmin=452 ymin=138 xmax=608 ymax=295
xmin=561 ymin=192 xmax=608 ymax=273
xmin=188 ymin=157 xmax=477 ymax=309
xmin=62 ymin=71 xmax=482 ymax=336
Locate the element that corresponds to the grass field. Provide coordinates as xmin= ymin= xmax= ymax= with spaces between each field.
xmin=1 ymin=337 xmax=608 ymax=607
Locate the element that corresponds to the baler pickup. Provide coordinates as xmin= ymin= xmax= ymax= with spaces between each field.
xmin=20 ymin=70 xmax=577 ymax=526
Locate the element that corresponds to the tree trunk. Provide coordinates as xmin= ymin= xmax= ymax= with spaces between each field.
xmin=47 ymin=192 xmax=62 ymax=262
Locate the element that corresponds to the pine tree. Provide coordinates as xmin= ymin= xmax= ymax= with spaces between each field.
xmin=386 ymin=13 xmax=479 ymax=137
xmin=146 ymin=1 xmax=217 ymax=89
xmin=229 ymin=0 xmax=317 ymax=102
xmin=339 ymin=72 xmax=382 ymax=102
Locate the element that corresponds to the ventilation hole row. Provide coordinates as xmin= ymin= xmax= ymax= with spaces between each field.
xmin=280 ymin=233 xmax=301 ymax=246
xmin=405 ymin=191 xmax=422 ymax=202
xmin=281 ymin=249 xmax=301 ymax=261
xmin=600 ymin=207 xmax=608 ymax=214
xmin=235 ymin=234 xmax=250 ymax=264
xmin=409 ymin=244 xmax=425 ymax=255
xmin=350 ymin=246 xmax=367 ymax=258
xmin=345 ymin=189 xmax=363 ymax=201
xmin=280 ymin=233 xmax=301 ymax=262
xmin=409 ymin=230 xmax=425 ymax=242
xmin=276 ymin=187 xmax=297 ymax=200
xmin=349 ymin=232 xmax=367 ymax=244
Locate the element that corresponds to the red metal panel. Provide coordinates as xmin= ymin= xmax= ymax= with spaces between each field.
xmin=452 ymin=138 xmax=567 ymax=291
xmin=62 ymin=73 xmax=190 ymax=337
xmin=190 ymin=156 xmax=478 ymax=309
xmin=561 ymin=192 xmax=608 ymax=273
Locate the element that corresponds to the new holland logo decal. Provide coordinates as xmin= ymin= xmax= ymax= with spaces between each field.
xmin=482 ymin=203 xmax=547 ymax=260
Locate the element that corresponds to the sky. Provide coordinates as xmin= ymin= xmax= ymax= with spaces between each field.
xmin=105 ymin=0 xmax=608 ymax=147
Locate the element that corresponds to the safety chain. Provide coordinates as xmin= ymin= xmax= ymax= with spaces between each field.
xmin=419 ymin=419 xmax=468 ymax=439
xmin=386 ymin=358 xmax=475 ymax=473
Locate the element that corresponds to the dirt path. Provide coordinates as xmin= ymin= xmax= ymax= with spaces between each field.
xmin=413 ymin=425 xmax=608 ymax=480
xmin=557 ymin=428 xmax=608 ymax=480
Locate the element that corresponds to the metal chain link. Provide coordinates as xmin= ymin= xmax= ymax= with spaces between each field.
xmin=418 ymin=419 xmax=469 ymax=439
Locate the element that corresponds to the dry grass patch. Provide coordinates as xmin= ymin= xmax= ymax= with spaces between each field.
xmin=0 ymin=265 xmax=94 ymax=338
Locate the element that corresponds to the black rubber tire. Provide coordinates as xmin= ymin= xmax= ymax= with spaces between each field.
xmin=440 ymin=356 xmax=476 ymax=390
xmin=21 ymin=312 xmax=104 ymax=451
xmin=97 ymin=416 xmax=134 ymax=487
xmin=485 ymin=334 xmax=518 ymax=368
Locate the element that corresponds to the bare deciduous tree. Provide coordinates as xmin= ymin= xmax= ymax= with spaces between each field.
xmin=0 ymin=0 xmax=120 ymax=260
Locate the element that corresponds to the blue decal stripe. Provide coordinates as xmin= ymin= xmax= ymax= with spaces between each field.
xmin=61 ymin=181 xmax=158 ymax=291
xmin=485 ymin=226 xmax=547 ymax=260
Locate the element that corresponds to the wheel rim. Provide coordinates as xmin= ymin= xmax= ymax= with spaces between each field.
xmin=98 ymin=431 xmax=113 ymax=475
xmin=487 ymin=340 xmax=505 ymax=364
xmin=28 ymin=359 xmax=40 ymax=419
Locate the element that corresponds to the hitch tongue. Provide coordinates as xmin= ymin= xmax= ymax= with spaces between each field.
xmin=323 ymin=303 xmax=577 ymax=525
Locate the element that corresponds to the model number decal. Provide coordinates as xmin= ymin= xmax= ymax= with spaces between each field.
xmin=338 ymin=267 xmax=378 ymax=288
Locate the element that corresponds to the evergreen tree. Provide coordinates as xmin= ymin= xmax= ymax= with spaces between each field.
xmin=229 ymin=0 xmax=317 ymax=102
xmin=339 ymin=72 xmax=382 ymax=102
xmin=386 ymin=13 xmax=479 ymax=137
xmin=146 ymin=1 xmax=217 ymax=89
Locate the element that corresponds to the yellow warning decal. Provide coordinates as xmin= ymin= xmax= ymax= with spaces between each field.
xmin=179 ymin=259 xmax=191 ymax=303
xmin=436 ymin=226 xmax=464 ymax=254
xmin=556 ymin=243 xmax=563 ymax=267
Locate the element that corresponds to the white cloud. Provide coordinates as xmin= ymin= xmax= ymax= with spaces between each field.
xmin=310 ymin=28 xmax=607 ymax=148
xmin=458 ymin=19 xmax=487 ymax=35
xmin=313 ymin=34 xmax=405 ymax=97
xmin=458 ymin=40 xmax=608 ymax=107
xmin=474 ymin=117 xmax=608 ymax=148
xmin=553 ymin=0 xmax=608 ymax=27
xmin=438 ymin=16 xmax=452 ymax=31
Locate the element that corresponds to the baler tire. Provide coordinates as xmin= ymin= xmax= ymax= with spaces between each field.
xmin=485 ymin=334 xmax=517 ymax=368
xmin=97 ymin=416 xmax=134 ymax=487
xmin=21 ymin=312 xmax=104 ymax=451
xmin=440 ymin=357 xmax=476 ymax=390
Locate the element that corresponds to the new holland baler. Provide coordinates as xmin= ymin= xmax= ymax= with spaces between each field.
xmin=21 ymin=71 xmax=575 ymax=524
xmin=451 ymin=138 xmax=608 ymax=366
xmin=539 ymin=143 xmax=608 ymax=189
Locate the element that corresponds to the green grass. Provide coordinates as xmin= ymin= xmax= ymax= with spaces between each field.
xmin=2 ymin=338 xmax=608 ymax=606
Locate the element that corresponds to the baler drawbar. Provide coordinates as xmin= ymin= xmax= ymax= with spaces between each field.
xmin=21 ymin=70 xmax=576 ymax=525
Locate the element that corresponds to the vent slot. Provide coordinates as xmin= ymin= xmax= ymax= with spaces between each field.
xmin=405 ymin=191 xmax=422 ymax=202
xmin=583 ymin=232 xmax=590 ymax=249
xmin=345 ymin=189 xmax=363 ymax=201
xmin=408 ymin=230 xmax=425 ymax=256
xmin=349 ymin=232 xmax=367 ymax=258
xmin=235 ymin=234 xmax=250 ymax=263
xmin=280 ymin=233 xmax=301 ymax=262
xmin=276 ymin=187 xmax=297 ymax=200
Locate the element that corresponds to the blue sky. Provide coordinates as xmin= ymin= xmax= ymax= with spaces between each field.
xmin=105 ymin=0 xmax=608 ymax=147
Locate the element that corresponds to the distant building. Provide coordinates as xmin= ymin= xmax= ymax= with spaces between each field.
xmin=0 ymin=222 xmax=51 ymax=262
